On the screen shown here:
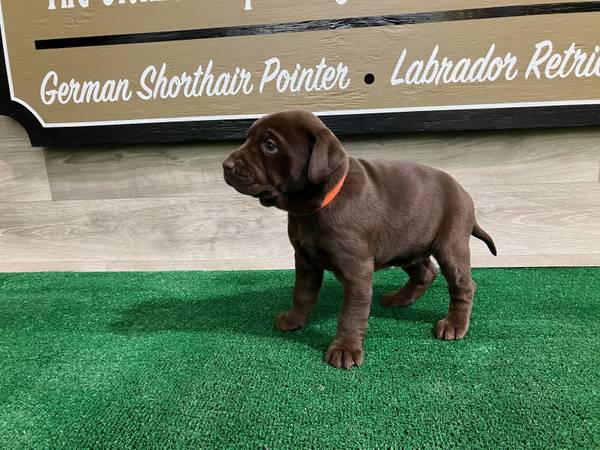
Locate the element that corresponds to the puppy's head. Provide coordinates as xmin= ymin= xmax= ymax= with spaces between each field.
xmin=223 ymin=110 xmax=347 ymax=209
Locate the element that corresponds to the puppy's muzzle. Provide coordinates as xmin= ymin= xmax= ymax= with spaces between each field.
xmin=223 ymin=157 xmax=244 ymax=184
xmin=223 ymin=157 xmax=237 ymax=173
xmin=223 ymin=156 xmax=257 ymax=192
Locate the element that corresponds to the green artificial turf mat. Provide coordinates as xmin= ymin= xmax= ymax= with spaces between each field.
xmin=0 ymin=268 xmax=598 ymax=449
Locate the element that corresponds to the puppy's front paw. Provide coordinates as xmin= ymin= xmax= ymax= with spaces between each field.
xmin=274 ymin=311 xmax=305 ymax=331
xmin=435 ymin=317 xmax=469 ymax=341
xmin=325 ymin=341 xmax=364 ymax=369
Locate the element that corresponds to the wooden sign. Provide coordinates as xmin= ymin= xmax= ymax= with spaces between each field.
xmin=1 ymin=1 xmax=600 ymax=145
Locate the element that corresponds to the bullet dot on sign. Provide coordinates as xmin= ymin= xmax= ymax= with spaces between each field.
xmin=364 ymin=73 xmax=375 ymax=85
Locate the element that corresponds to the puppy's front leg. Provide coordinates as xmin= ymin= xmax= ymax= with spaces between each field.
xmin=275 ymin=251 xmax=323 ymax=331
xmin=326 ymin=261 xmax=373 ymax=369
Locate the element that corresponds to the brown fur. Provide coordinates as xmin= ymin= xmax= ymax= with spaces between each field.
xmin=223 ymin=110 xmax=496 ymax=369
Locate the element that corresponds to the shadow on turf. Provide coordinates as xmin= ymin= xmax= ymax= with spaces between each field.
xmin=109 ymin=278 xmax=445 ymax=352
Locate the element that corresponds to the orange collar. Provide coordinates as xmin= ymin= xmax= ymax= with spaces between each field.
xmin=314 ymin=169 xmax=348 ymax=213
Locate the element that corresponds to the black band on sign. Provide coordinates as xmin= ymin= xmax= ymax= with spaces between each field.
xmin=35 ymin=2 xmax=600 ymax=50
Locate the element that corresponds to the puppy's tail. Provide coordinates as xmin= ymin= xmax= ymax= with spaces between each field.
xmin=472 ymin=223 xmax=497 ymax=256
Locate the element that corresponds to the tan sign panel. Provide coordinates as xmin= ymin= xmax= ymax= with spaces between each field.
xmin=0 ymin=1 xmax=599 ymax=145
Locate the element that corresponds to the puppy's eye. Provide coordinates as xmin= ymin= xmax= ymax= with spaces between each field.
xmin=262 ymin=140 xmax=278 ymax=154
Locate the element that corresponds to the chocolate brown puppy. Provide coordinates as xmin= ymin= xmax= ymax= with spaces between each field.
xmin=223 ymin=110 xmax=496 ymax=369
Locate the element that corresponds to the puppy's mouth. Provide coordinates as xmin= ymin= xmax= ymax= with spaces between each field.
xmin=224 ymin=172 xmax=257 ymax=193
xmin=224 ymin=173 xmax=279 ymax=205
xmin=244 ymin=188 xmax=279 ymax=207
xmin=257 ymin=192 xmax=278 ymax=207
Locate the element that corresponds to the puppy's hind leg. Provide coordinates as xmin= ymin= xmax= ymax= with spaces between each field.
xmin=381 ymin=258 xmax=437 ymax=307
xmin=434 ymin=240 xmax=475 ymax=341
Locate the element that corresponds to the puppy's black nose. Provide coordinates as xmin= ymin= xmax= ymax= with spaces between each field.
xmin=223 ymin=159 xmax=236 ymax=172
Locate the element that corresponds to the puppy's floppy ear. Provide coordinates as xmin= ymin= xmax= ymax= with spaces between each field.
xmin=307 ymin=128 xmax=347 ymax=184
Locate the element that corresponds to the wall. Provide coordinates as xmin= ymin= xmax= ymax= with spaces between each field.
xmin=0 ymin=116 xmax=599 ymax=272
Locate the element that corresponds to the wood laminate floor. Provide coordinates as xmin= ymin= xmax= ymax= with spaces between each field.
xmin=0 ymin=116 xmax=598 ymax=272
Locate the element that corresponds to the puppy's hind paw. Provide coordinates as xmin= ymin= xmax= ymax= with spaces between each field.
xmin=274 ymin=311 xmax=306 ymax=332
xmin=381 ymin=290 xmax=417 ymax=307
